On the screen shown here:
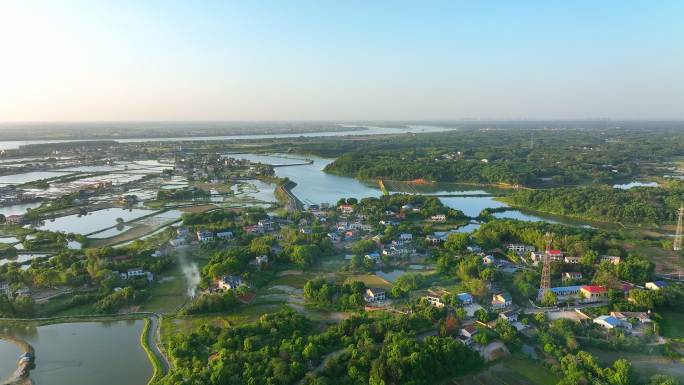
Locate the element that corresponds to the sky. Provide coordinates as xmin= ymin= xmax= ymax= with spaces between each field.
xmin=0 ymin=0 xmax=682 ymax=122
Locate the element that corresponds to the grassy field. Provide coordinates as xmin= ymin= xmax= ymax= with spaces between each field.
xmin=660 ymin=310 xmax=684 ymax=338
xmin=451 ymin=356 xmax=558 ymax=385
xmin=589 ymin=348 xmax=684 ymax=382
xmin=343 ymin=273 xmax=393 ymax=290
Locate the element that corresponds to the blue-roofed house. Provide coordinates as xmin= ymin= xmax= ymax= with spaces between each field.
xmin=457 ymin=292 xmax=474 ymax=305
xmin=594 ymin=315 xmax=631 ymax=330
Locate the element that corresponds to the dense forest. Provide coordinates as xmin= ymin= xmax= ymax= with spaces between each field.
xmin=308 ymin=126 xmax=684 ymax=187
xmin=505 ymin=181 xmax=684 ymax=224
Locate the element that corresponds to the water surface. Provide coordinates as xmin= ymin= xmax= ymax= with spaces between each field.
xmin=0 ymin=320 xmax=152 ymax=385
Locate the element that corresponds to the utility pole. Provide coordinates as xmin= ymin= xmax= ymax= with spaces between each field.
xmin=539 ymin=232 xmax=553 ymax=299
xmin=674 ymin=205 xmax=684 ymax=251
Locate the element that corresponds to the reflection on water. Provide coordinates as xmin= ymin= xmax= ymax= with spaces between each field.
xmin=0 ymin=320 xmax=151 ymax=385
xmin=375 ymin=269 xmax=407 ymax=283
xmin=30 ymin=208 xmax=154 ymax=234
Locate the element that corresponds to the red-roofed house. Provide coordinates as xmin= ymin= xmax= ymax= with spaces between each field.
xmin=581 ymin=285 xmax=608 ymax=302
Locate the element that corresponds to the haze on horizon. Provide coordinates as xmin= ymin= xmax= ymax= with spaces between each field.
xmin=0 ymin=0 xmax=682 ymax=123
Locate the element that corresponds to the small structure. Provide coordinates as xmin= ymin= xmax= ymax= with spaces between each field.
xmin=491 ymin=292 xmax=512 ymax=310
xmin=645 ymin=281 xmax=667 ymax=291
xmin=580 ymin=285 xmax=608 ymax=302
xmin=255 ymin=255 xmax=269 ymax=265
xmin=610 ymin=311 xmax=652 ymax=324
xmin=499 ymin=309 xmax=518 ymax=322
xmin=364 ymin=288 xmax=386 ymax=303
xmin=594 ymin=315 xmax=631 ymax=330
xmin=218 ymin=275 xmax=244 ymax=290
xmin=457 ymin=292 xmax=474 ymax=305
xmin=398 ymin=233 xmax=413 ymax=242
xmin=562 ymin=272 xmax=583 ymax=281
xmin=425 ymin=290 xmax=446 ymax=308
xmin=216 ymin=231 xmax=233 ymax=239
xmin=339 ymin=204 xmax=354 ymax=214
xmin=364 ymin=252 xmax=381 ymax=262
xmin=196 ymin=230 xmax=214 ymax=242
xmin=600 ymin=255 xmax=621 ymax=265
xmin=506 ymin=244 xmax=535 ymax=256
xmin=563 ymin=255 xmax=581 ymax=264
xmin=431 ymin=214 xmax=447 ymax=222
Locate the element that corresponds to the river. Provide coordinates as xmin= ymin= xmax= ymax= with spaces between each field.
xmin=0 ymin=320 xmax=152 ymax=385
xmin=0 ymin=124 xmax=455 ymax=150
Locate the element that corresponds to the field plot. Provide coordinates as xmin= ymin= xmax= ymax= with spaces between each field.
xmin=452 ymin=357 xmax=557 ymax=385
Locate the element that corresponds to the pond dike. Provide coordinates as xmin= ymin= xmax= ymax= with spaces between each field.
xmin=0 ymin=335 xmax=34 ymax=385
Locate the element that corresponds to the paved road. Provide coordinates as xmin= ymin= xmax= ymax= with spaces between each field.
xmin=148 ymin=315 xmax=170 ymax=375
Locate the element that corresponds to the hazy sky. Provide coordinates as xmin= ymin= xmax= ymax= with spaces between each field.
xmin=0 ymin=0 xmax=682 ymax=121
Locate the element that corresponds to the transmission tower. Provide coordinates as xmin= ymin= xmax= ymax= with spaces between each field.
xmin=539 ymin=232 xmax=553 ymax=298
xmin=674 ymin=205 xmax=684 ymax=251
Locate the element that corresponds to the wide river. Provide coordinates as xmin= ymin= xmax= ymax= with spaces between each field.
xmin=0 ymin=124 xmax=454 ymax=150
xmin=0 ymin=320 xmax=152 ymax=385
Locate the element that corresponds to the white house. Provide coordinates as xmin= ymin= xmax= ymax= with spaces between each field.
xmin=425 ymin=290 xmax=446 ymax=308
xmin=364 ymin=252 xmax=381 ymax=262
xmin=364 ymin=288 xmax=386 ymax=303
xmin=255 ymin=255 xmax=269 ymax=265
xmin=216 ymin=231 xmax=233 ymax=239
xmin=600 ymin=255 xmax=621 ymax=265
xmin=0 ymin=282 xmax=9 ymax=296
xmin=196 ymin=230 xmax=214 ymax=242
xmin=431 ymin=214 xmax=447 ymax=222
xmin=499 ymin=309 xmax=518 ymax=322
xmin=506 ymin=244 xmax=535 ymax=255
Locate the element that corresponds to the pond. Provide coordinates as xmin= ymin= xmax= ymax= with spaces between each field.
xmin=0 ymin=320 xmax=152 ymax=385
xmin=0 ymin=339 xmax=22 ymax=380
xmin=0 ymin=201 xmax=43 ymax=216
xmin=0 ymin=253 xmax=51 ymax=266
xmin=375 ymin=269 xmax=408 ymax=283
xmin=29 ymin=208 xmax=154 ymax=235
xmin=0 ymin=171 xmax=72 ymax=185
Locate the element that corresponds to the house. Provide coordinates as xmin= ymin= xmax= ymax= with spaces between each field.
xmin=506 ymin=244 xmax=535 ymax=255
xmin=380 ymin=219 xmax=400 ymax=226
xmin=257 ymin=219 xmax=274 ymax=231
xmin=458 ymin=325 xmax=479 ymax=346
xmin=431 ymin=214 xmax=447 ymax=222
xmin=218 ymin=275 xmax=244 ymax=290
xmin=123 ymin=267 xmax=152 ymax=281
xmin=398 ymin=233 xmax=413 ymax=242
xmin=364 ymin=288 xmax=386 ymax=303
xmin=483 ymin=255 xmax=496 ymax=265
xmin=299 ymin=228 xmax=313 ymax=235
xmin=600 ymin=255 xmax=621 ymax=265
xmin=327 ymin=233 xmax=340 ymax=243
xmin=550 ymin=285 xmax=582 ymax=301
xmin=594 ymin=315 xmax=631 ymax=330
xmin=364 ymin=252 xmax=381 ymax=262
xmin=5 ymin=214 xmax=24 ymax=225
xmin=170 ymin=237 xmax=187 ymax=247
xmin=563 ymin=255 xmax=581 ymax=264
xmin=581 ymin=285 xmax=608 ymax=302
xmin=425 ymin=290 xmax=446 ymax=308
xmin=339 ymin=204 xmax=354 ymax=214
xmin=176 ymin=227 xmax=190 ymax=237
xmin=491 ymin=292 xmax=512 ymax=310
xmin=243 ymin=225 xmax=264 ymax=235
xmin=457 ymin=292 xmax=474 ymax=305
xmin=255 ymin=255 xmax=269 ymax=265
xmin=196 ymin=230 xmax=214 ymax=242
xmin=610 ymin=311 xmax=652 ymax=324
xmin=531 ymin=250 xmax=564 ymax=263
xmin=499 ymin=309 xmax=518 ymax=322
xmin=562 ymin=272 xmax=583 ymax=281
xmin=0 ymin=281 xmax=9 ymax=296
xmin=645 ymin=281 xmax=667 ymax=291
xmin=216 ymin=231 xmax=233 ymax=239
